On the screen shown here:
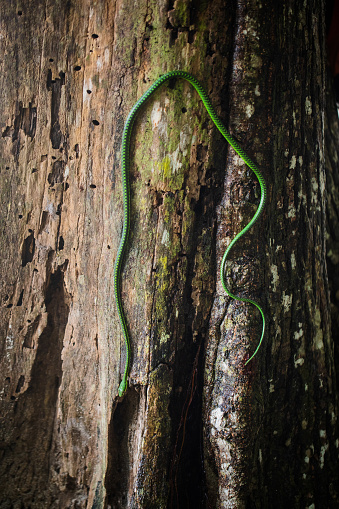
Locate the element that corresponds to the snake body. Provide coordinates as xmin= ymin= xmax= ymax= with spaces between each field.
xmin=114 ymin=71 xmax=266 ymax=397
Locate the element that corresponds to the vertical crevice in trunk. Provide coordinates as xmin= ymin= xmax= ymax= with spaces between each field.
xmin=325 ymin=70 xmax=339 ymax=398
xmin=105 ymin=389 xmax=143 ymax=508
xmin=0 ymin=261 xmax=69 ymax=504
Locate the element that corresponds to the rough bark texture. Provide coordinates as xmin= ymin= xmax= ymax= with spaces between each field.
xmin=0 ymin=0 xmax=338 ymax=508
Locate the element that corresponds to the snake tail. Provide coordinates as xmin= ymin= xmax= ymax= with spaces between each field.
xmin=114 ymin=71 xmax=266 ymax=396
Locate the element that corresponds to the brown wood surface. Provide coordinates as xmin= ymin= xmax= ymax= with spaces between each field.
xmin=0 ymin=0 xmax=338 ymax=507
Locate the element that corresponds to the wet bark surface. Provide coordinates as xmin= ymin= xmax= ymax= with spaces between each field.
xmin=0 ymin=0 xmax=338 ymax=508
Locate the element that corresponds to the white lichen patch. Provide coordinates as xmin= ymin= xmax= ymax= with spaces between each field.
xmin=151 ymin=101 xmax=162 ymax=129
xmin=294 ymin=356 xmax=305 ymax=368
xmin=161 ymin=229 xmax=170 ymax=246
xmin=289 ymin=155 xmax=297 ymax=169
xmin=302 ymin=420 xmax=307 ymax=430
xmin=269 ymin=382 xmax=275 ymax=393
xmin=307 ymin=504 xmax=315 ymax=509
xmin=169 ymin=145 xmax=182 ymax=173
xmin=311 ymin=177 xmax=318 ymax=204
xmin=294 ymin=324 xmax=303 ymax=340
xmin=319 ymin=429 xmax=326 ymax=438
xmin=255 ymin=84 xmax=261 ymax=96
xmin=305 ymin=96 xmax=312 ymax=115
xmin=234 ymin=154 xmax=246 ymax=167
xmin=298 ymin=155 xmax=303 ymax=166
xmin=245 ymin=104 xmax=255 ymax=118
xmin=94 ymin=56 xmax=102 ymax=71
xmin=168 ymin=128 xmax=191 ymax=174
xmin=160 ymin=331 xmax=170 ymax=345
xmin=313 ymin=308 xmax=324 ymax=350
xmin=292 ymin=110 xmax=298 ymax=126
xmin=320 ymin=443 xmax=329 ymax=469
xmin=258 ymin=449 xmax=263 ymax=463
xmin=219 ymin=361 xmax=229 ymax=373
xmin=287 ymin=203 xmax=296 ymax=219
xmin=210 ymin=407 xmax=224 ymax=431
xmin=270 ymin=264 xmax=279 ymax=292
xmin=251 ymin=54 xmax=262 ymax=68
xmin=291 ymin=252 xmax=296 ymax=269
xmin=282 ymin=292 xmax=292 ymax=312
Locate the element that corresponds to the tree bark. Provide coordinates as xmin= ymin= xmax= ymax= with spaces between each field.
xmin=0 ymin=0 xmax=338 ymax=508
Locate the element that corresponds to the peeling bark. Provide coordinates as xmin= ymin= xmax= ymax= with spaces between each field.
xmin=0 ymin=0 xmax=338 ymax=508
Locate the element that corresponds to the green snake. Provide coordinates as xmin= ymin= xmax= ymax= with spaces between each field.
xmin=114 ymin=71 xmax=266 ymax=397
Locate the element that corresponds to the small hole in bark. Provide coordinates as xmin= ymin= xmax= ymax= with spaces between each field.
xmin=74 ymin=65 xmax=81 ymax=71
xmin=22 ymin=233 xmax=35 ymax=267
xmin=17 ymin=10 xmax=22 ymax=15
xmin=92 ymin=34 xmax=99 ymax=39
xmin=182 ymin=107 xmax=187 ymax=113
xmin=27 ymin=319 xmax=31 ymax=323
xmin=49 ymin=58 xmax=54 ymax=62
xmin=107 ymin=245 xmax=111 ymax=249
xmin=10 ymin=396 xmax=16 ymax=400
xmin=28 ymin=228 xmax=33 ymax=233
xmin=15 ymin=375 xmax=25 ymax=393
xmin=52 ymin=156 xmax=56 ymax=160
xmin=4 ymin=295 xmax=9 ymax=301
xmin=18 ymin=214 xmax=23 ymax=219
xmin=6 ymin=166 xmax=10 ymax=170
xmin=92 ymin=120 xmax=99 ymax=126
xmin=58 ymin=236 xmax=64 ymax=250
xmin=17 ymin=290 xmax=24 ymax=306
xmin=87 ymin=90 xmax=92 ymax=94
xmin=31 ymin=168 xmax=38 ymax=173
xmin=90 ymin=184 xmax=96 ymax=188
xmin=64 ymin=182 xmax=69 ymax=191
xmin=6 ymin=304 xmax=13 ymax=309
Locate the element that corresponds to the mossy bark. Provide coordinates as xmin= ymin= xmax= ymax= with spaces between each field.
xmin=0 ymin=0 xmax=338 ymax=508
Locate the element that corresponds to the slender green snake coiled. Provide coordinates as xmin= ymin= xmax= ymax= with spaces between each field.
xmin=114 ymin=71 xmax=266 ymax=397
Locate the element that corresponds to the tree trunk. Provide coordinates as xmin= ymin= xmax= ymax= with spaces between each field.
xmin=0 ymin=0 xmax=338 ymax=508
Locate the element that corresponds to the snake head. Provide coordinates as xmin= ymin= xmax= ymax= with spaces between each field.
xmin=118 ymin=379 xmax=127 ymax=397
